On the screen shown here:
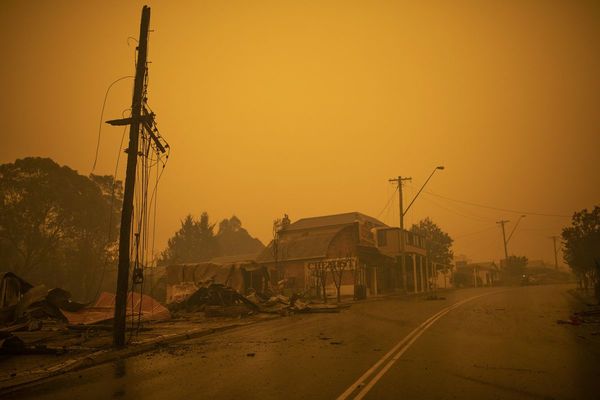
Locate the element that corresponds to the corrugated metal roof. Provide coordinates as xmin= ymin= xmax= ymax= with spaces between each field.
xmin=464 ymin=262 xmax=498 ymax=271
xmin=62 ymin=292 xmax=170 ymax=325
xmin=285 ymin=212 xmax=386 ymax=231
xmin=208 ymin=253 xmax=260 ymax=264
xmin=256 ymin=227 xmax=345 ymax=263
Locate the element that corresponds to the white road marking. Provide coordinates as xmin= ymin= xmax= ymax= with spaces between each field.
xmin=337 ymin=291 xmax=502 ymax=400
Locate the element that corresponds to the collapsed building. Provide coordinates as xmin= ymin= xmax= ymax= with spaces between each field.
xmin=0 ymin=272 xmax=169 ymax=330
xmin=164 ymin=254 xmax=269 ymax=304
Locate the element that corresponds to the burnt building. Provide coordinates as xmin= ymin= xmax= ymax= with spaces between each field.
xmin=256 ymin=212 xmax=403 ymax=299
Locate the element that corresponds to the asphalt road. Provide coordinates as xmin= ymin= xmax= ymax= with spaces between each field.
xmin=7 ymin=284 xmax=600 ymax=400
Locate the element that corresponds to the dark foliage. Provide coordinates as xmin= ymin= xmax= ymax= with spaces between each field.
xmin=159 ymin=213 xmax=220 ymax=264
xmin=411 ymin=217 xmax=454 ymax=268
xmin=562 ymin=206 xmax=600 ymax=298
xmin=0 ymin=157 xmax=122 ymax=299
xmin=217 ymin=216 xmax=264 ymax=256
xmin=160 ymin=214 xmax=264 ymax=265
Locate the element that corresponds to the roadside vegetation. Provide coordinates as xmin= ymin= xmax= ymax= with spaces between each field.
xmin=0 ymin=157 xmax=122 ymax=300
xmin=411 ymin=217 xmax=453 ymax=277
xmin=562 ymin=206 xmax=600 ymax=302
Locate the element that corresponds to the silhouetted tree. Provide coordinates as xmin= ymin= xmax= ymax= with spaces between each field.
xmin=562 ymin=206 xmax=600 ymax=299
xmin=160 ymin=212 xmax=221 ymax=264
xmin=161 ymin=214 xmax=265 ymax=266
xmin=310 ymin=262 xmax=328 ymax=303
xmin=217 ymin=216 xmax=264 ymax=256
xmin=411 ymin=218 xmax=454 ymax=268
xmin=0 ymin=157 xmax=121 ymax=298
xmin=329 ymin=258 xmax=352 ymax=303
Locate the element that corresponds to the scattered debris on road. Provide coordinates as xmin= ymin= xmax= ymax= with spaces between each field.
xmin=557 ymin=308 xmax=600 ymax=326
xmin=0 ymin=332 xmax=65 ymax=356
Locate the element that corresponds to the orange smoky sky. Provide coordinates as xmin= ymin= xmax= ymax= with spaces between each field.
xmin=1 ymin=0 xmax=598 ymax=265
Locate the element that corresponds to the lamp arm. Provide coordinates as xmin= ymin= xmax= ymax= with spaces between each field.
xmin=403 ymin=168 xmax=437 ymax=216
xmin=506 ymin=216 xmax=525 ymax=244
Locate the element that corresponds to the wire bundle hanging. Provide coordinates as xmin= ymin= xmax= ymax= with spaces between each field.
xmin=127 ymin=63 xmax=170 ymax=339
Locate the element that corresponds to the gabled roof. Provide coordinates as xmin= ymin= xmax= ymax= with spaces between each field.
xmin=285 ymin=212 xmax=386 ymax=231
xmin=465 ymin=261 xmax=498 ymax=271
xmin=208 ymin=253 xmax=260 ymax=265
xmin=256 ymin=226 xmax=347 ymax=263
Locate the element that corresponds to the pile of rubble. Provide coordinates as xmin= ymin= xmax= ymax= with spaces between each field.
xmin=170 ymin=283 xmax=343 ymax=317
xmin=248 ymin=291 xmax=342 ymax=314
xmin=169 ymin=283 xmax=260 ymax=317
xmin=0 ymin=273 xmax=88 ymax=327
xmin=0 ymin=272 xmax=169 ymax=355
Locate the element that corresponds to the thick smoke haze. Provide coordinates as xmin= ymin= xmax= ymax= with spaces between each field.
xmin=1 ymin=0 xmax=598 ymax=265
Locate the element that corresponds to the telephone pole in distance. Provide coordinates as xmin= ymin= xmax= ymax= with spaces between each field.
xmin=549 ymin=235 xmax=559 ymax=270
xmin=496 ymin=219 xmax=510 ymax=267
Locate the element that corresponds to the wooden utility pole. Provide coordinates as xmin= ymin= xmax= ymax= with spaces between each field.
xmin=496 ymin=219 xmax=509 ymax=267
xmin=389 ymin=176 xmax=411 ymax=291
xmin=550 ymin=235 xmax=559 ymax=270
xmin=112 ymin=5 xmax=151 ymax=347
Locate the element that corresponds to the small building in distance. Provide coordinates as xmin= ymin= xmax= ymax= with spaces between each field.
xmin=454 ymin=260 xmax=499 ymax=287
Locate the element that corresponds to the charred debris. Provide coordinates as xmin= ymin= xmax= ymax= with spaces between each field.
xmin=168 ymin=283 xmax=343 ymax=317
xmin=0 ymin=272 xmax=169 ymax=356
xmin=0 ymin=271 xmax=343 ymax=356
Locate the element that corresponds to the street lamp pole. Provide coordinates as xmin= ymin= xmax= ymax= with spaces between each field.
xmin=389 ymin=176 xmax=412 ymax=291
xmin=497 ymin=215 xmax=526 ymax=268
xmin=389 ymin=165 xmax=444 ymax=293
xmin=497 ymin=220 xmax=510 ymax=267
xmin=403 ymin=166 xmax=445 ymax=216
xmin=506 ymin=215 xmax=526 ymax=245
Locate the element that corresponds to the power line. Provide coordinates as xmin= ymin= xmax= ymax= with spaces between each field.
xmin=453 ymin=225 xmax=498 ymax=239
xmin=91 ymin=75 xmax=134 ymax=172
xmin=421 ymin=189 xmax=571 ymax=218
xmin=376 ymin=185 xmax=398 ymax=219
xmin=549 ymin=235 xmax=560 ymax=269
xmin=419 ymin=192 xmax=496 ymax=223
xmin=92 ymin=123 xmax=129 ymax=302
xmin=404 ymin=182 xmax=495 ymax=222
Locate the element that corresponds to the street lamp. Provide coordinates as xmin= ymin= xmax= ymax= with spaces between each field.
xmin=506 ymin=215 xmax=526 ymax=245
xmin=389 ymin=166 xmax=444 ymax=294
xmin=498 ymin=215 xmax=526 ymax=269
xmin=403 ymin=166 xmax=445 ymax=216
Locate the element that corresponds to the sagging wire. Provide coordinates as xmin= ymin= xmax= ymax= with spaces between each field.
xmin=91 ymin=106 xmax=133 ymax=302
xmin=405 ymin=182 xmax=495 ymax=223
xmin=91 ymin=123 xmax=128 ymax=302
xmin=376 ymin=185 xmax=398 ymax=221
xmin=91 ymin=76 xmax=134 ymax=172
xmin=121 ymin=31 xmax=170 ymax=338
xmin=420 ymin=189 xmax=570 ymax=218
xmin=126 ymin=102 xmax=170 ymax=340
